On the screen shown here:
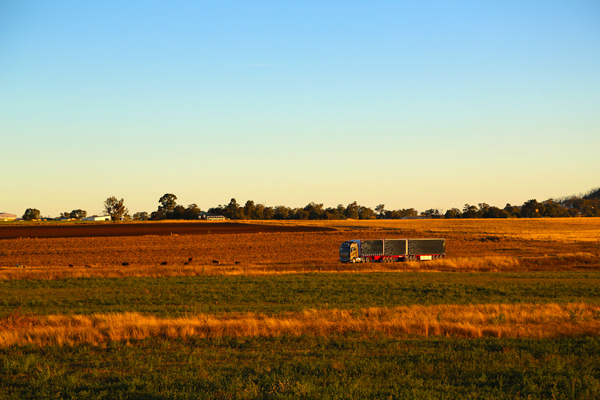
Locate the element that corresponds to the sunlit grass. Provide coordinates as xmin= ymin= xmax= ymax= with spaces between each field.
xmin=2 ymin=303 xmax=599 ymax=348
xmin=248 ymin=217 xmax=600 ymax=242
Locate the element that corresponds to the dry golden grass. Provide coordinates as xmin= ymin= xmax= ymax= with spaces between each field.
xmin=248 ymin=217 xmax=600 ymax=243
xmin=2 ymin=303 xmax=599 ymax=347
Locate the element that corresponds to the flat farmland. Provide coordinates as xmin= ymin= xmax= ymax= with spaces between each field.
xmin=0 ymin=218 xmax=598 ymax=279
xmin=1 ymin=218 xmax=600 ymax=399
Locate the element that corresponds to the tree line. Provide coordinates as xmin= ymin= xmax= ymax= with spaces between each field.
xmin=19 ymin=187 xmax=599 ymax=221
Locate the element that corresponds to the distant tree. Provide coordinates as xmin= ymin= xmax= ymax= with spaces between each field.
xmin=290 ymin=208 xmax=309 ymax=220
xmin=262 ymin=206 xmax=274 ymax=220
xmin=423 ymin=209 xmax=441 ymax=218
xmin=150 ymin=210 xmax=166 ymax=220
xmin=482 ymin=206 xmax=510 ymax=218
xmin=70 ymin=209 xmax=87 ymax=220
xmin=324 ymin=206 xmax=345 ymax=220
xmin=520 ymin=199 xmax=544 ymax=218
xmin=375 ymin=204 xmax=385 ymax=218
xmin=304 ymin=202 xmax=324 ymax=220
xmin=244 ymin=200 xmax=256 ymax=219
xmin=59 ymin=211 xmax=71 ymax=219
xmin=584 ymin=187 xmax=600 ymax=200
xmin=273 ymin=205 xmax=290 ymax=220
xmin=358 ymin=206 xmax=375 ymax=220
xmin=133 ymin=211 xmax=149 ymax=221
xmin=403 ymin=208 xmax=418 ymax=218
xmin=249 ymin=203 xmax=266 ymax=220
xmin=504 ymin=203 xmax=520 ymax=218
xmin=444 ymin=208 xmax=462 ymax=219
xmin=171 ymin=205 xmax=186 ymax=219
xmin=345 ymin=201 xmax=359 ymax=219
xmin=183 ymin=204 xmax=202 ymax=220
xmin=22 ymin=208 xmax=41 ymax=221
xmin=224 ymin=198 xmax=244 ymax=220
xmin=206 ymin=205 xmax=225 ymax=218
xmin=103 ymin=196 xmax=128 ymax=221
xmin=383 ymin=210 xmax=397 ymax=218
xmin=541 ymin=199 xmax=568 ymax=218
xmin=158 ymin=193 xmax=178 ymax=218
xmin=581 ymin=201 xmax=600 ymax=217
xmin=462 ymin=204 xmax=481 ymax=218
xmin=478 ymin=203 xmax=490 ymax=215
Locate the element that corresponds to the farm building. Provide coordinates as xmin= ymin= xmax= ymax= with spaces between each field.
xmin=205 ymin=215 xmax=227 ymax=221
xmin=198 ymin=212 xmax=228 ymax=221
xmin=82 ymin=215 xmax=111 ymax=221
xmin=0 ymin=212 xmax=17 ymax=221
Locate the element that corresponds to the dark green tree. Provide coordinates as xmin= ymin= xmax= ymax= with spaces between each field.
xmin=504 ymin=203 xmax=521 ymax=218
xmin=358 ymin=206 xmax=375 ymax=219
xmin=444 ymin=208 xmax=462 ymax=218
xmin=70 ymin=209 xmax=87 ymax=219
xmin=345 ymin=201 xmax=359 ymax=219
xmin=324 ymin=206 xmax=345 ymax=220
xmin=184 ymin=204 xmax=202 ymax=220
xmin=482 ymin=206 xmax=510 ymax=218
xmin=423 ymin=209 xmax=441 ymax=218
xmin=171 ymin=205 xmax=186 ymax=219
xmin=304 ymin=202 xmax=324 ymax=220
xmin=224 ymin=198 xmax=244 ymax=219
xmin=262 ymin=206 xmax=274 ymax=220
xmin=520 ymin=199 xmax=544 ymax=218
xmin=462 ymin=204 xmax=481 ymax=218
xmin=253 ymin=203 xmax=266 ymax=219
xmin=273 ymin=205 xmax=290 ymax=220
xmin=584 ymin=187 xmax=600 ymax=200
xmin=22 ymin=208 xmax=41 ymax=221
xmin=243 ymin=200 xmax=256 ymax=219
xmin=133 ymin=211 xmax=149 ymax=221
xmin=375 ymin=204 xmax=385 ymax=218
xmin=158 ymin=194 xmax=178 ymax=218
xmin=541 ymin=199 xmax=568 ymax=217
xmin=103 ymin=196 xmax=128 ymax=221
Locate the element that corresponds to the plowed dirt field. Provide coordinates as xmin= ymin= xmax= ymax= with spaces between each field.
xmin=0 ymin=219 xmax=598 ymax=279
xmin=0 ymin=222 xmax=334 ymax=240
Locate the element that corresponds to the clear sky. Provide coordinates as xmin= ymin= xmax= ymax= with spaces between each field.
xmin=1 ymin=1 xmax=599 ymax=217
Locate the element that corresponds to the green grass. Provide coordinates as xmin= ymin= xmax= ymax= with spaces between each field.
xmin=1 ymin=335 xmax=599 ymax=399
xmin=2 ymin=271 xmax=600 ymax=399
xmin=1 ymin=272 xmax=599 ymax=317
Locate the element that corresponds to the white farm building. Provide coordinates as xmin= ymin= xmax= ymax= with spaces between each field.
xmin=83 ymin=215 xmax=111 ymax=221
xmin=0 ymin=212 xmax=17 ymax=221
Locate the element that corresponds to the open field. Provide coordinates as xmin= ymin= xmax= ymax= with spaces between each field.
xmin=0 ymin=221 xmax=334 ymax=240
xmin=2 ymin=271 xmax=600 ymax=399
xmin=1 ymin=218 xmax=599 ymax=398
xmin=0 ymin=218 xmax=599 ymax=280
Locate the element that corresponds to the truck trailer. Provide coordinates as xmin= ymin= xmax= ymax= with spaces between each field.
xmin=339 ymin=239 xmax=445 ymax=263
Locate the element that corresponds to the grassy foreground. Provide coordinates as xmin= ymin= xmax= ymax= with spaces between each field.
xmin=1 ymin=271 xmax=600 ymax=398
xmin=2 ymin=272 xmax=600 ymax=316
xmin=1 ymin=335 xmax=599 ymax=399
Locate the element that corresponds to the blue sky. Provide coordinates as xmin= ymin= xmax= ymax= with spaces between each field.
xmin=1 ymin=1 xmax=599 ymax=217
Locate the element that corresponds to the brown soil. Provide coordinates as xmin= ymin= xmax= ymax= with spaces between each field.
xmin=0 ymin=219 xmax=598 ymax=279
xmin=0 ymin=222 xmax=335 ymax=240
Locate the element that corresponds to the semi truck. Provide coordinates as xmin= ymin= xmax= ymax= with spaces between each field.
xmin=339 ymin=239 xmax=445 ymax=263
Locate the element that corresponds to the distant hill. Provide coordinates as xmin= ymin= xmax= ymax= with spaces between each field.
xmin=584 ymin=187 xmax=600 ymax=200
